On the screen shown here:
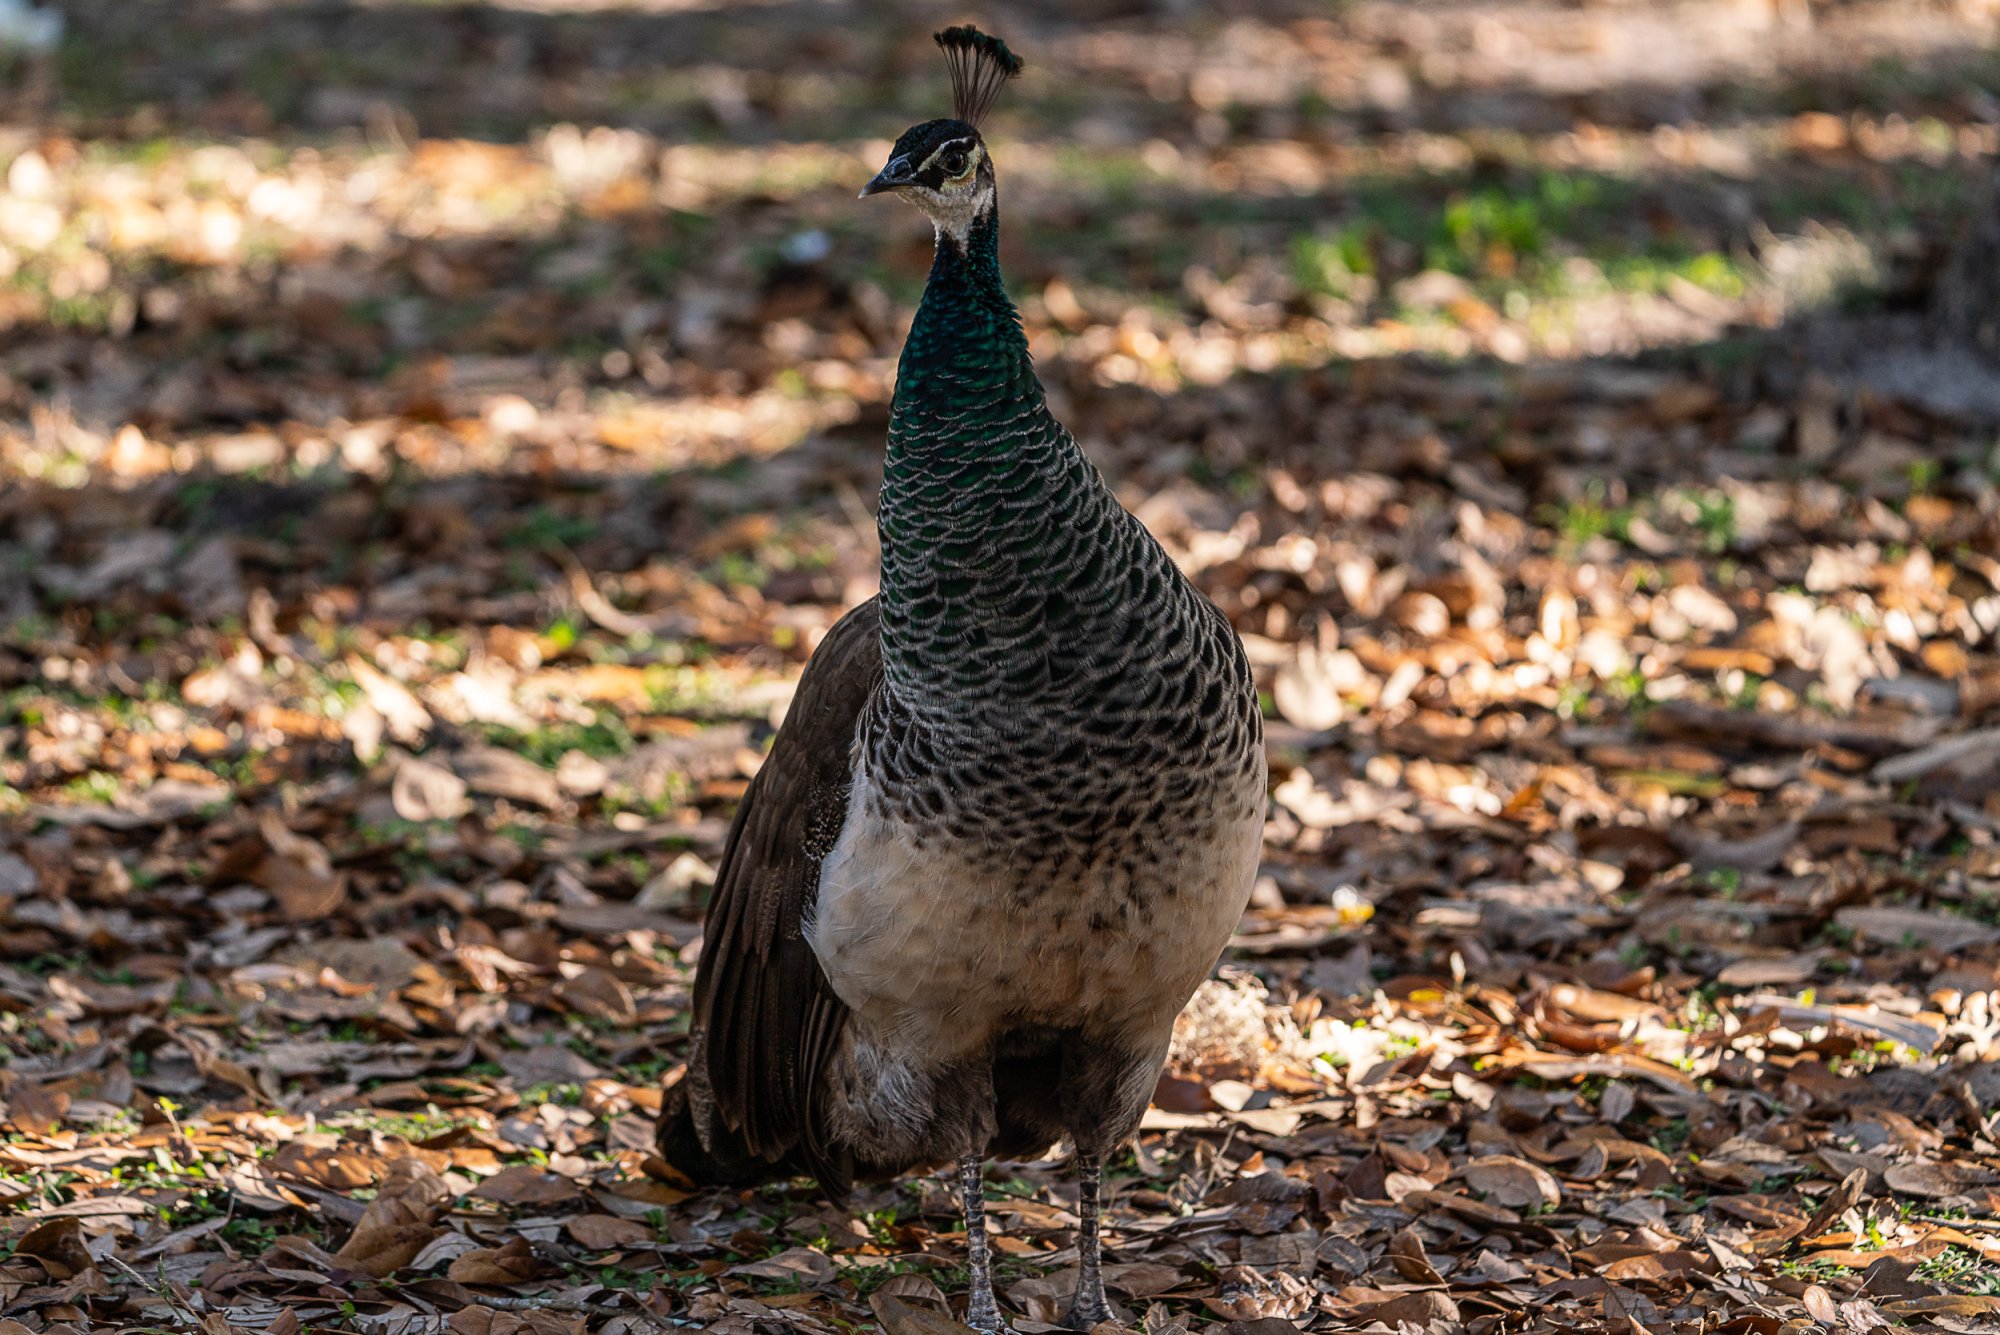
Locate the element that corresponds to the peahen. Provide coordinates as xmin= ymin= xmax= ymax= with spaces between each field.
xmin=657 ymin=26 xmax=1266 ymax=1333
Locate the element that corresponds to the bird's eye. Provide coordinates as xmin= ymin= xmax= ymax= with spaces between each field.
xmin=939 ymin=149 xmax=968 ymax=177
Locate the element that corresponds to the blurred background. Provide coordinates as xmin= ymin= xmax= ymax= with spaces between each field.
xmin=4 ymin=1 xmax=2000 ymax=1329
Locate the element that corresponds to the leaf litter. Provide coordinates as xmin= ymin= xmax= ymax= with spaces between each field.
xmin=5 ymin=0 xmax=2000 ymax=1332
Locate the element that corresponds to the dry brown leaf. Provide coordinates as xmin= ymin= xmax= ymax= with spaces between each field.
xmin=12 ymin=1217 xmax=95 ymax=1279
xmin=1832 ymin=905 xmax=2000 ymax=953
xmin=335 ymin=1218 xmax=441 ymax=1278
xmin=470 ymin=1164 xmax=581 ymax=1205
xmin=1797 ymin=1168 xmax=1870 ymax=1244
xmin=553 ymin=966 xmax=638 ymax=1024
xmin=1517 ymin=1052 xmax=1701 ymax=1093
xmin=347 ymin=655 xmax=432 ymax=747
xmin=726 ymin=1245 xmax=834 ymax=1283
xmin=563 ymin=1213 xmax=652 ymax=1250
xmin=452 ymin=746 xmax=563 ymax=809
xmin=1599 ymin=1250 xmax=1714 ymax=1282
xmin=1546 ymin=983 xmax=1659 ymax=1023
xmin=1883 ymin=1159 xmax=1996 ymax=1199
xmin=1272 ymin=628 xmax=1349 ymax=732
xmin=4 ymin=1082 xmax=70 ymax=1136
xmin=870 ymin=1293 xmax=978 ymax=1335
xmin=871 ymin=1272 xmax=952 ymax=1311
xmin=1363 ymin=1292 xmax=1459 ymax=1327
xmin=1401 ymin=1188 xmax=1524 ymax=1227
xmin=333 ymin=1158 xmax=451 ymax=1278
xmin=1739 ymin=996 xmax=1943 ymax=1053
xmin=1463 ymin=1155 xmax=1561 ymax=1210
xmin=1201 ymin=1265 xmax=1315 ymax=1321
xmin=1104 ymin=1262 xmax=1185 ymax=1298
xmin=1387 ymin=1226 xmax=1443 ymax=1284
xmin=270 ymin=1140 xmax=388 ymax=1190
xmin=1716 ymin=953 xmax=1822 ymax=987
xmin=448 ymin=1305 xmax=582 ymax=1335
xmin=376 ymin=1156 xmax=455 ymax=1211
xmin=1221 ymin=1321 xmax=1306 ymax=1335
xmin=592 ymin=1178 xmax=693 ymax=1216
xmin=1881 ymin=1295 xmax=2000 ymax=1318
xmin=448 ymin=1236 xmax=539 ymax=1285
xmin=326 ymin=1155 xmax=452 ymax=1271
xmin=392 ymin=754 xmax=472 ymax=822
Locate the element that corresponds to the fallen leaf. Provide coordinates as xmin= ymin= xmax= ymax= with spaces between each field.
xmin=333 ymin=1158 xmax=451 ymax=1277
xmin=553 ymin=966 xmax=638 ymax=1024
xmin=452 ymin=746 xmax=564 ymax=809
xmin=392 ymin=754 xmax=472 ymax=822
xmin=1832 ymin=906 xmax=1999 ymax=953
xmin=726 ymin=1245 xmax=835 ymax=1283
xmin=4 ymin=1082 xmax=69 ymax=1135
xmin=1362 ymin=1291 xmax=1458 ymax=1326
xmin=1884 ymin=1159 xmax=1996 ymax=1199
xmin=1387 ymin=1226 xmax=1443 ymax=1284
xmin=12 ymin=1217 xmax=95 ymax=1278
xmin=448 ymin=1236 xmax=539 ymax=1285
xmin=470 ymin=1165 xmax=579 ymax=1205
xmin=1797 ymin=1169 xmax=1869 ymax=1244
xmin=1463 ymin=1155 xmax=1562 ymax=1210
xmin=564 ymin=1213 xmax=652 ymax=1250
xmin=870 ymin=1293 xmax=977 ymax=1335
xmin=1881 ymin=1295 xmax=2000 ymax=1318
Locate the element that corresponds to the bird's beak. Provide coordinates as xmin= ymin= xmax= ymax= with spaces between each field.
xmin=860 ymin=158 xmax=914 ymax=199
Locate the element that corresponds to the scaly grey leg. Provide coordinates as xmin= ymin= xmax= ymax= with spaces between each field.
xmin=1061 ymin=1152 xmax=1113 ymax=1330
xmin=959 ymin=1155 xmax=1007 ymax=1334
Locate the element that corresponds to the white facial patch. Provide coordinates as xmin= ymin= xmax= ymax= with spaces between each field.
xmin=905 ymin=140 xmax=991 ymax=250
xmin=920 ymin=182 xmax=995 ymax=249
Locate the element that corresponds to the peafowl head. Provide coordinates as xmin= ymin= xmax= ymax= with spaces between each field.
xmin=862 ymin=26 xmax=1022 ymax=247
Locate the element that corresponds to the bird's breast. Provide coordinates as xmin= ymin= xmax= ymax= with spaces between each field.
xmin=804 ymin=742 xmax=1265 ymax=1063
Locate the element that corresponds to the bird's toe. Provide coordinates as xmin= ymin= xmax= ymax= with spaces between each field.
xmin=1058 ymin=1302 xmax=1116 ymax=1331
xmin=964 ymin=1317 xmax=1019 ymax=1335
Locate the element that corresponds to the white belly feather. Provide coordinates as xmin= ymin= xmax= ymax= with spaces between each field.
xmin=805 ymin=755 xmax=1264 ymax=1065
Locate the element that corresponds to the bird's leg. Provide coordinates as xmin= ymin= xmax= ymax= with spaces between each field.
xmin=958 ymin=1155 xmax=1007 ymax=1335
xmin=1060 ymin=1152 xmax=1114 ymax=1330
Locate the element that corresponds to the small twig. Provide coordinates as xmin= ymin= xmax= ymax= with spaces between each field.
xmin=105 ymin=1256 xmax=204 ymax=1329
xmin=1168 ymin=1124 xmax=1238 ymax=1212
xmin=1197 ymin=1124 xmax=1239 ymax=1200
xmin=1912 ymin=1213 xmax=2000 ymax=1232
xmin=547 ymin=540 xmax=655 ymax=639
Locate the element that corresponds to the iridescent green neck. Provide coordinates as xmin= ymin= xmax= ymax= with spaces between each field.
xmin=885 ymin=209 xmax=1039 ymax=450
xmin=876 ymin=205 xmax=1104 ymax=702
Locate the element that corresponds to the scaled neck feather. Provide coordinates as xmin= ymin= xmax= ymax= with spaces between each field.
xmin=876 ymin=201 xmax=1110 ymax=707
xmin=889 ymin=203 xmax=1034 ymax=418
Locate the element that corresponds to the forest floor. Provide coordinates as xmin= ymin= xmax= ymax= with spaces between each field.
xmin=4 ymin=1 xmax=2000 ymax=1332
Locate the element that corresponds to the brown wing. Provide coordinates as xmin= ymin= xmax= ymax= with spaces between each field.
xmin=687 ymin=598 xmax=880 ymax=1197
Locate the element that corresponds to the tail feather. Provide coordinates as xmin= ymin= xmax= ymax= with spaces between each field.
xmin=652 ymin=1071 xmax=784 ymax=1191
xmin=654 ymin=1067 xmax=810 ymax=1191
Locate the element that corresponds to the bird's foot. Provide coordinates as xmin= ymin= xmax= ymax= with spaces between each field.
xmin=1058 ymin=1297 xmax=1115 ymax=1331
xmin=1062 ymin=1151 xmax=1117 ymax=1330
xmin=962 ymin=1290 xmax=1017 ymax=1335
xmin=958 ymin=1155 xmax=1013 ymax=1335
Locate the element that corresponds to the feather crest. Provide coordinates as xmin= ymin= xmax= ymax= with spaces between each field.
xmin=934 ymin=25 xmax=1022 ymax=128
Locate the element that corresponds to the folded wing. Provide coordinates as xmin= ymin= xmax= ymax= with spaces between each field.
xmin=660 ymin=600 xmax=882 ymax=1199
